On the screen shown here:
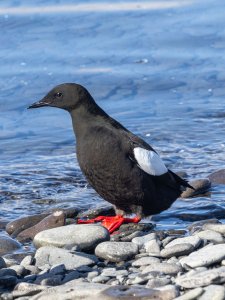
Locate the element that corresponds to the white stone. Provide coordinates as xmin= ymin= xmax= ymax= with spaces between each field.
xmin=173 ymin=287 xmax=203 ymax=300
xmin=35 ymin=246 xmax=98 ymax=270
xmin=175 ymin=266 xmax=225 ymax=288
xmin=132 ymin=232 xmax=156 ymax=247
xmin=165 ymin=235 xmax=201 ymax=249
xmin=95 ymin=242 xmax=138 ymax=262
xmin=180 ymin=244 xmax=225 ymax=268
xmin=33 ymin=224 xmax=109 ymax=251
xmin=199 ymin=284 xmax=225 ymax=300
xmin=194 ymin=230 xmax=224 ymax=244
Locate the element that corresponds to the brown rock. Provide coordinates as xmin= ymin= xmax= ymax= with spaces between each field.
xmin=16 ymin=211 xmax=65 ymax=243
xmin=6 ymin=213 xmax=49 ymax=236
xmin=208 ymin=169 xmax=225 ymax=184
xmin=181 ymin=178 xmax=211 ymax=198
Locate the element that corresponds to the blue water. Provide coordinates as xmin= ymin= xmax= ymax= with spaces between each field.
xmin=1 ymin=0 xmax=225 ymax=230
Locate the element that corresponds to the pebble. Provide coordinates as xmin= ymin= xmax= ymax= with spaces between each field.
xmin=145 ymin=239 xmax=161 ymax=256
xmin=199 ymin=284 xmax=225 ymax=300
xmin=33 ymin=224 xmax=110 ymax=251
xmin=175 ymin=266 xmax=225 ymax=288
xmin=16 ymin=211 xmax=65 ymax=243
xmin=194 ymin=230 xmax=224 ymax=244
xmin=142 ymin=262 xmax=182 ymax=276
xmin=0 ymin=235 xmax=21 ymax=256
xmin=208 ymin=169 xmax=225 ymax=184
xmin=132 ymin=233 xmax=156 ymax=248
xmin=146 ymin=277 xmax=171 ymax=288
xmin=3 ymin=210 xmax=225 ymax=299
xmin=35 ymin=246 xmax=98 ymax=270
xmin=161 ymin=243 xmax=194 ymax=258
xmin=202 ymin=223 xmax=225 ymax=234
xmin=132 ymin=256 xmax=160 ymax=267
xmin=174 ymin=287 xmax=203 ymax=300
xmin=180 ymin=244 xmax=225 ymax=268
xmin=181 ymin=178 xmax=211 ymax=198
xmin=20 ymin=255 xmax=34 ymax=267
xmin=95 ymin=242 xmax=138 ymax=262
xmin=165 ymin=235 xmax=201 ymax=250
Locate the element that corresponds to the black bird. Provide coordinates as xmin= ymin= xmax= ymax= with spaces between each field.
xmin=28 ymin=83 xmax=193 ymax=232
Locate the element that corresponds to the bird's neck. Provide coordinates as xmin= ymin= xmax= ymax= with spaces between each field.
xmin=70 ymin=103 xmax=127 ymax=141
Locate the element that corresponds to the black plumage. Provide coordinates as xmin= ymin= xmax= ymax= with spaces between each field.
xmin=28 ymin=83 xmax=192 ymax=218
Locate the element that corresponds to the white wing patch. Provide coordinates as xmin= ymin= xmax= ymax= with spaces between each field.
xmin=133 ymin=147 xmax=168 ymax=176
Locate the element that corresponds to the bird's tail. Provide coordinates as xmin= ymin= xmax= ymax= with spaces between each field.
xmin=169 ymin=170 xmax=195 ymax=191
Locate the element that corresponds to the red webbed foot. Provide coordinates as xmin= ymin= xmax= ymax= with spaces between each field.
xmin=77 ymin=215 xmax=141 ymax=233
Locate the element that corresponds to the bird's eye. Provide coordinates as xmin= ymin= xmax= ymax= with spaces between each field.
xmin=54 ymin=92 xmax=63 ymax=98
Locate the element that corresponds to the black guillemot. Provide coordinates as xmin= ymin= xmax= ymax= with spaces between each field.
xmin=28 ymin=83 xmax=193 ymax=233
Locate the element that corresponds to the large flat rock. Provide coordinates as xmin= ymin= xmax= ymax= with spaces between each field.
xmin=33 ymin=224 xmax=109 ymax=251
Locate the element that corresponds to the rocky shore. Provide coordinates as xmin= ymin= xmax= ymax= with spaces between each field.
xmin=0 ymin=171 xmax=225 ymax=300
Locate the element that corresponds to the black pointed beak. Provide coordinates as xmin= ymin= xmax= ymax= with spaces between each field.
xmin=27 ymin=99 xmax=51 ymax=109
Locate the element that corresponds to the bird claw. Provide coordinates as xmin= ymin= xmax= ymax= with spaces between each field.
xmin=77 ymin=215 xmax=141 ymax=233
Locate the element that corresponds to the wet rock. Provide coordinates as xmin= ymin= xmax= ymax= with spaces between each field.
xmin=3 ymin=252 xmax=34 ymax=266
xmin=0 ymin=275 xmax=18 ymax=287
xmin=181 ymin=178 xmax=211 ymax=198
xmin=202 ymin=223 xmax=225 ymax=235
xmin=175 ymin=266 xmax=225 ymax=288
xmin=95 ymin=242 xmax=138 ymax=262
xmin=188 ymin=219 xmax=220 ymax=234
xmin=161 ymin=243 xmax=194 ymax=258
xmin=16 ymin=211 xmax=65 ymax=243
xmin=62 ymin=270 xmax=80 ymax=283
xmin=118 ymin=222 xmax=154 ymax=233
xmin=194 ymin=230 xmax=224 ymax=244
xmin=165 ymin=235 xmax=201 ymax=250
xmin=6 ymin=213 xmax=49 ymax=236
xmin=208 ymin=169 xmax=225 ymax=184
xmin=33 ymin=224 xmax=109 ymax=251
xmin=132 ymin=233 xmax=156 ymax=248
xmin=132 ymin=256 xmax=160 ymax=267
xmin=174 ymin=287 xmax=203 ymax=300
xmin=0 ymin=268 xmax=17 ymax=277
xmin=142 ymin=262 xmax=182 ymax=276
xmin=120 ymin=231 xmax=144 ymax=242
xmin=0 ymin=235 xmax=21 ymax=256
xmin=35 ymin=246 xmax=98 ymax=270
xmin=199 ymin=284 xmax=225 ymax=300
xmin=0 ymin=257 xmax=6 ymax=269
xmin=40 ymin=275 xmax=63 ymax=286
xmin=77 ymin=206 xmax=115 ymax=219
xmin=180 ymin=244 xmax=225 ymax=268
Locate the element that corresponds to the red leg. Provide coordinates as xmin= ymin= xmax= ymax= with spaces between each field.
xmin=77 ymin=215 xmax=141 ymax=233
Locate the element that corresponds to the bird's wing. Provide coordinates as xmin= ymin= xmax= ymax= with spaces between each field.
xmin=127 ymin=134 xmax=168 ymax=176
xmin=127 ymin=133 xmax=194 ymax=190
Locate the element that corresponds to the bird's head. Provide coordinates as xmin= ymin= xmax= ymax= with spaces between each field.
xmin=28 ymin=83 xmax=92 ymax=112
